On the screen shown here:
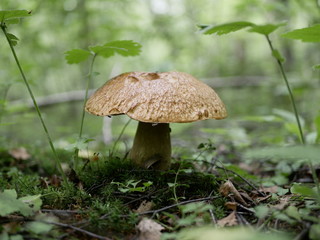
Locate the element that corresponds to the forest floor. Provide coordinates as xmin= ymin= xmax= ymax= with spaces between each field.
xmin=0 ymin=142 xmax=319 ymax=240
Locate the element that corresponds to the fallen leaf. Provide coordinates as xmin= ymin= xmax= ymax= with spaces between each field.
xmin=137 ymin=218 xmax=164 ymax=240
xmin=255 ymin=194 xmax=272 ymax=203
xmin=9 ymin=147 xmax=31 ymax=160
xmin=219 ymin=180 xmax=248 ymax=206
xmin=272 ymin=195 xmax=291 ymax=210
xmin=134 ymin=201 xmax=154 ymax=214
xmin=225 ymin=202 xmax=237 ymax=211
xmin=259 ymin=186 xmax=279 ymax=194
xmin=217 ymin=211 xmax=238 ymax=227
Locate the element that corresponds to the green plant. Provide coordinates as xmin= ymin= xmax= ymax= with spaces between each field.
xmin=0 ymin=10 xmax=67 ymax=183
xmin=0 ymin=189 xmax=59 ymax=239
xmin=65 ymin=40 xmax=142 ymax=171
xmin=199 ymin=21 xmax=305 ymax=144
xmin=111 ymin=179 xmax=153 ymax=193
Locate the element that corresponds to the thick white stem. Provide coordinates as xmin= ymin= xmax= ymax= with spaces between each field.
xmin=128 ymin=122 xmax=171 ymax=170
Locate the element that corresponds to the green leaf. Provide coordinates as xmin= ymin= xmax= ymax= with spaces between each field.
xmin=64 ymin=49 xmax=91 ymax=64
xmin=89 ymin=40 xmax=142 ymax=58
xmin=248 ymin=23 xmax=286 ymax=35
xmin=176 ymin=226 xmax=291 ymax=240
xmin=200 ymin=21 xmax=254 ymax=35
xmin=254 ymin=205 xmax=270 ymax=219
xmin=242 ymin=115 xmax=283 ymax=123
xmin=0 ymin=10 xmax=32 ymax=23
xmin=285 ymin=206 xmax=301 ymax=221
xmin=309 ymin=224 xmax=320 ymax=240
xmin=0 ymin=231 xmax=9 ymax=240
xmin=273 ymin=108 xmax=305 ymax=126
xmin=9 ymin=235 xmax=23 ymax=240
xmin=313 ymin=64 xmax=320 ymax=70
xmin=7 ymin=32 xmax=19 ymax=46
xmin=25 ymin=221 xmax=53 ymax=234
xmin=282 ymin=24 xmax=320 ymax=42
xmin=20 ymin=194 xmax=42 ymax=212
xmin=0 ymin=189 xmax=33 ymax=216
xmin=272 ymin=49 xmax=285 ymax=63
xmin=245 ymin=145 xmax=320 ymax=164
xmin=291 ymin=183 xmax=316 ymax=198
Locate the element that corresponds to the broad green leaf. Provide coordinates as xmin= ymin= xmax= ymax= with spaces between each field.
xmin=177 ymin=214 xmax=198 ymax=226
xmin=176 ymin=226 xmax=291 ymax=240
xmin=7 ymin=33 xmax=19 ymax=46
xmin=248 ymin=23 xmax=286 ymax=35
xmin=20 ymin=194 xmax=42 ymax=212
xmin=242 ymin=115 xmax=283 ymax=123
xmin=291 ymin=183 xmax=316 ymax=198
xmin=282 ymin=24 xmax=320 ymax=42
xmin=180 ymin=202 xmax=213 ymax=214
xmin=245 ymin=145 xmax=320 ymax=163
xmin=273 ymin=108 xmax=305 ymax=126
xmin=10 ymin=235 xmax=24 ymax=240
xmin=64 ymin=49 xmax=91 ymax=64
xmin=254 ymin=205 xmax=270 ymax=219
xmin=0 ymin=189 xmax=33 ymax=216
xmin=25 ymin=221 xmax=53 ymax=234
xmin=200 ymin=21 xmax=254 ymax=35
xmin=0 ymin=232 xmax=9 ymax=240
xmin=272 ymin=49 xmax=285 ymax=63
xmin=0 ymin=10 xmax=31 ymax=23
xmin=312 ymin=64 xmax=320 ymax=70
xmin=89 ymin=40 xmax=142 ymax=58
xmin=309 ymin=224 xmax=320 ymax=240
xmin=285 ymin=206 xmax=301 ymax=221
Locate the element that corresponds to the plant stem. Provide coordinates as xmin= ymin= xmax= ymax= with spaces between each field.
xmin=265 ymin=36 xmax=320 ymax=200
xmin=1 ymin=24 xmax=67 ymax=183
xmin=110 ymin=118 xmax=131 ymax=157
xmin=172 ymin=167 xmax=181 ymax=204
xmin=265 ymin=35 xmax=305 ymax=144
xmin=73 ymin=53 xmax=97 ymax=171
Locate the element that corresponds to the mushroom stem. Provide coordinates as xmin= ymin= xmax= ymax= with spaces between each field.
xmin=128 ymin=122 xmax=171 ymax=170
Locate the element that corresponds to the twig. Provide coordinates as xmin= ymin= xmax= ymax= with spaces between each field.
xmin=236 ymin=212 xmax=251 ymax=226
xmin=218 ymin=165 xmax=265 ymax=197
xmin=40 ymin=220 xmax=112 ymax=240
xmin=140 ymin=196 xmax=220 ymax=218
xmin=202 ymin=159 xmax=266 ymax=197
xmin=235 ymin=202 xmax=256 ymax=214
xmin=208 ymin=209 xmax=218 ymax=225
xmin=41 ymin=209 xmax=82 ymax=214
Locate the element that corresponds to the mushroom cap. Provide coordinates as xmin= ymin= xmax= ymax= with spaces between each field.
xmin=85 ymin=71 xmax=227 ymax=123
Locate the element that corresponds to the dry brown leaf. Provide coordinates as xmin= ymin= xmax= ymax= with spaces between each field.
xmin=272 ymin=195 xmax=291 ymax=210
xmin=9 ymin=147 xmax=31 ymax=160
xmin=255 ymin=194 xmax=272 ymax=203
xmin=219 ymin=180 xmax=248 ymax=206
xmin=137 ymin=218 xmax=164 ymax=240
xmin=134 ymin=200 xmax=154 ymax=214
xmin=225 ymin=202 xmax=237 ymax=211
xmin=260 ymin=186 xmax=279 ymax=194
xmin=217 ymin=211 xmax=238 ymax=227
xmin=239 ymin=190 xmax=253 ymax=203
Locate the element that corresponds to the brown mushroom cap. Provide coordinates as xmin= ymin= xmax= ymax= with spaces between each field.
xmin=85 ymin=71 xmax=227 ymax=123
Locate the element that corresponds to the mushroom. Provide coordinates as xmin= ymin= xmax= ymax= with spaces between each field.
xmin=85 ymin=71 xmax=227 ymax=170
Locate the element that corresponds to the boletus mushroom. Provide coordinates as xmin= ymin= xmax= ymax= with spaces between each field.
xmin=85 ymin=71 xmax=227 ymax=170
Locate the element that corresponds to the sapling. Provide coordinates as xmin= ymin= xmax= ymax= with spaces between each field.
xmin=0 ymin=10 xmax=68 ymax=183
xmin=64 ymin=40 xmax=142 ymax=171
xmin=200 ymin=21 xmax=320 ymax=212
xmin=199 ymin=21 xmax=305 ymax=144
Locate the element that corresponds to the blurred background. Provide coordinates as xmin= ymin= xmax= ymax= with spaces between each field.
xmin=1 ymin=0 xmax=319 ymax=157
